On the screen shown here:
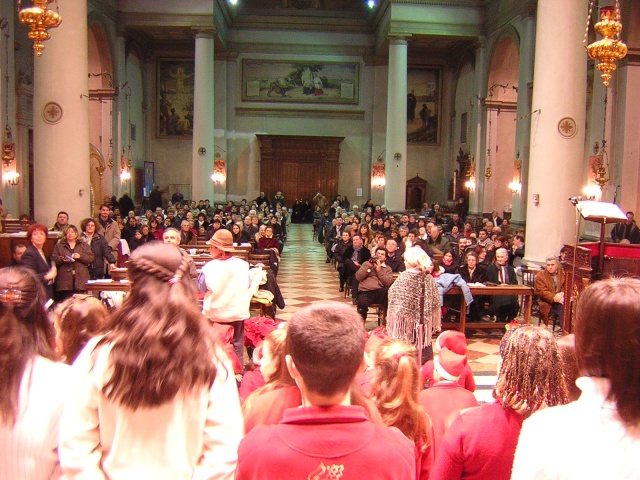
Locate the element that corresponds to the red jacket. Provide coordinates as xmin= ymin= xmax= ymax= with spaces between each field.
xmin=237 ymin=405 xmax=415 ymax=480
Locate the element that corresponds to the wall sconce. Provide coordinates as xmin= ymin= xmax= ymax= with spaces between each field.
xmin=508 ymin=151 xmax=522 ymax=194
xmin=17 ymin=0 xmax=62 ymax=57
xmin=582 ymin=184 xmax=600 ymax=201
xmin=120 ymin=152 xmax=132 ymax=182
xmin=211 ymin=158 xmax=226 ymax=184
xmin=5 ymin=170 xmax=19 ymax=186
xmin=372 ymin=163 xmax=386 ymax=189
xmin=464 ymin=160 xmax=476 ymax=190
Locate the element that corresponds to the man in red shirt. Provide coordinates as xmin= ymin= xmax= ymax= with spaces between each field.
xmin=236 ymin=302 xmax=415 ymax=480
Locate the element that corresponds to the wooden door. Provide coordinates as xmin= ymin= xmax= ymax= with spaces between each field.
xmin=257 ymin=135 xmax=343 ymax=204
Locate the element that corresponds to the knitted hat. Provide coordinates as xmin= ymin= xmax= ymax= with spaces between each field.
xmin=206 ymin=229 xmax=234 ymax=251
xmin=435 ymin=330 xmax=467 ymax=356
xmin=434 ymin=347 xmax=467 ymax=381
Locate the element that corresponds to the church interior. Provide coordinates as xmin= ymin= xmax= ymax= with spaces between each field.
xmin=0 ymin=0 xmax=639 ymax=261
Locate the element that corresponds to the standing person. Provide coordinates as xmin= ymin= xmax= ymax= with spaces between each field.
xmin=94 ymin=204 xmax=121 ymax=258
xmin=50 ymin=211 xmax=69 ymax=232
xmin=236 ymin=302 xmax=416 ymax=480
xmin=117 ymin=193 xmax=135 ymax=217
xmin=199 ymin=229 xmax=262 ymax=365
xmin=432 ymin=326 xmax=567 ymax=480
xmin=80 ymin=218 xmax=116 ymax=280
xmin=611 ymin=211 xmax=640 ymax=243
xmin=371 ymin=339 xmax=434 ymax=479
xmin=148 ymin=185 xmax=163 ymax=212
xmin=386 ymin=246 xmax=441 ymax=364
xmin=0 ymin=266 xmax=74 ymax=480
xmin=59 ymin=242 xmax=243 ymax=479
xmin=19 ymin=223 xmax=57 ymax=300
xmin=51 ymin=225 xmax=94 ymax=301
xmin=512 ymin=278 xmax=640 ymax=479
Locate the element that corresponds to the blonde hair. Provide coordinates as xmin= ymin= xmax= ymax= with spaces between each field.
xmin=372 ymin=339 xmax=431 ymax=450
xmin=403 ymin=246 xmax=432 ymax=272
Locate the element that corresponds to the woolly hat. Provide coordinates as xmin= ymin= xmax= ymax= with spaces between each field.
xmin=435 ymin=330 xmax=467 ymax=356
xmin=206 ymin=229 xmax=234 ymax=251
xmin=434 ymin=347 xmax=467 ymax=381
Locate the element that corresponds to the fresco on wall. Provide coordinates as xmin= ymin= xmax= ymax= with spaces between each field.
xmin=242 ymin=60 xmax=359 ymax=105
xmin=407 ymin=67 xmax=441 ymax=145
xmin=157 ymin=59 xmax=195 ymax=138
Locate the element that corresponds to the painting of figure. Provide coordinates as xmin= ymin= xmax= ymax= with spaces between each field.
xmin=407 ymin=67 xmax=441 ymax=145
xmin=157 ymin=59 xmax=195 ymax=138
xmin=242 ymin=60 xmax=359 ymax=105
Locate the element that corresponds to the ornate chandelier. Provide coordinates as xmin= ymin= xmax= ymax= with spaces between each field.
xmin=17 ymin=0 xmax=62 ymax=57
xmin=585 ymin=2 xmax=627 ymax=87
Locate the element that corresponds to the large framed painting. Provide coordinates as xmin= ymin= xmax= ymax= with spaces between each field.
xmin=157 ymin=58 xmax=195 ymax=138
xmin=407 ymin=67 xmax=442 ymax=145
xmin=242 ymin=59 xmax=359 ymax=105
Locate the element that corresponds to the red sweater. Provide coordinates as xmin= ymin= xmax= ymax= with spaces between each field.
xmin=236 ymin=405 xmax=415 ymax=480
xmin=431 ymin=401 xmax=524 ymax=480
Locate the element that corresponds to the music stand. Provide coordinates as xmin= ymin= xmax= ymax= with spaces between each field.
xmin=577 ymin=201 xmax=626 ymax=275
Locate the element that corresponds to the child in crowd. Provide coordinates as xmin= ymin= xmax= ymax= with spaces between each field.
xmin=236 ymin=302 xmax=416 ymax=479
xmin=421 ymin=330 xmax=476 ymax=391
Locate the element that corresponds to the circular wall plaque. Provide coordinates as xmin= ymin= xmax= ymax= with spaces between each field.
xmin=557 ymin=117 xmax=577 ymax=139
xmin=43 ymin=102 xmax=63 ymax=124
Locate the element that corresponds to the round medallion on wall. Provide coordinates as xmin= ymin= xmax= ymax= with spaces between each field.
xmin=557 ymin=117 xmax=577 ymax=139
xmin=43 ymin=102 xmax=63 ymax=124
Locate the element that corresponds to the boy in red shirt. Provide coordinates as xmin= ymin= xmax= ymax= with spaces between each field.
xmin=236 ymin=301 xmax=415 ymax=480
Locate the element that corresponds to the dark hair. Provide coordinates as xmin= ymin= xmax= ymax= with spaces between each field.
xmin=575 ymin=277 xmax=640 ymax=426
xmin=80 ymin=217 xmax=96 ymax=232
xmin=54 ymin=294 xmax=108 ymax=364
xmin=98 ymin=204 xmax=111 ymax=211
xmin=287 ymin=302 xmax=365 ymax=397
xmin=0 ymin=267 xmax=56 ymax=425
xmin=98 ymin=242 xmax=223 ymax=409
xmin=515 ymin=234 xmax=525 ymax=243
xmin=26 ymin=223 xmax=48 ymax=242
xmin=57 ymin=211 xmax=69 ymax=218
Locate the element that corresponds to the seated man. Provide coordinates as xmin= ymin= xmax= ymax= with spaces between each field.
xmin=354 ymin=248 xmax=394 ymax=320
xmin=236 ymin=302 xmax=415 ymax=479
xmin=385 ymin=238 xmax=405 ymax=273
xmin=343 ymin=234 xmax=371 ymax=300
xmin=427 ymin=225 xmax=450 ymax=257
xmin=534 ymin=255 xmax=564 ymax=328
xmin=485 ymin=247 xmax=519 ymax=322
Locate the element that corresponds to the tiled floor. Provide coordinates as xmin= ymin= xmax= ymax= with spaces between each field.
xmin=274 ymin=224 xmax=530 ymax=399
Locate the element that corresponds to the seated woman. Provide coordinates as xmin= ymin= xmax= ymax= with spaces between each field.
xmin=148 ymin=218 xmax=163 ymax=241
xmin=432 ymin=326 xmax=567 ymax=480
xmin=440 ymin=249 xmax=458 ymax=274
xmin=59 ymin=242 xmax=243 ymax=479
xmin=457 ymin=252 xmax=487 ymax=322
xmin=0 ymin=266 xmax=75 ymax=480
xmin=231 ymin=222 xmax=251 ymax=245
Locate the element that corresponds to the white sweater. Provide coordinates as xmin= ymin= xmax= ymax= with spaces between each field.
xmin=59 ymin=341 xmax=244 ymax=480
xmin=511 ymin=377 xmax=640 ymax=480
xmin=0 ymin=356 xmax=74 ymax=480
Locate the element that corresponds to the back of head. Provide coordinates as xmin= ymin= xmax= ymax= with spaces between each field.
xmin=575 ymin=277 xmax=640 ymax=426
xmin=101 ymin=242 xmax=219 ymax=409
xmin=54 ymin=295 xmax=108 ymax=364
xmin=495 ymin=326 xmax=567 ymax=417
xmin=0 ymin=266 xmax=55 ymax=425
xmin=287 ymin=302 xmax=365 ymax=397
xmin=404 ymin=246 xmax=432 ymax=272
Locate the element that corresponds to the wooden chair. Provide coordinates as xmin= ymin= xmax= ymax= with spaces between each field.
xmin=366 ymin=303 xmax=386 ymax=327
xmin=522 ymin=266 xmax=559 ymax=330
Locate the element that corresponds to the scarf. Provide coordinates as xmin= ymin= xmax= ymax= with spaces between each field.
xmin=386 ymin=270 xmax=441 ymax=347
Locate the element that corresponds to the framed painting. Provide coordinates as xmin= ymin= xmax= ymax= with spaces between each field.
xmin=157 ymin=58 xmax=195 ymax=138
xmin=242 ymin=59 xmax=359 ymax=105
xmin=407 ymin=67 xmax=442 ymax=145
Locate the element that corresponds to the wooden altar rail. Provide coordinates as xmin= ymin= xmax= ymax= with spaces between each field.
xmin=443 ymin=284 xmax=534 ymax=334
xmin=0 ymin=232 xmax=60 ymax=268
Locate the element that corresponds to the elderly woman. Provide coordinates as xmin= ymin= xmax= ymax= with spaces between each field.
xmin=59 ymin=242 xmax=243 ymax=479
xmin=19 ymin=223 xmax=57 ymax=299
xmin=51 ymin=225 xmax=94 ymax=300
xmin=512 ymin=278 xmax=640 ymax=479
xmin=386 ymin=246 xmax=442 ymax=364
xmin=81 ymin=218 xmax=116 ymax=280
xmin=0 ymin=266 xmax=74 ymax=479
xmin=433 ymin=326 xmax=567 ymax=480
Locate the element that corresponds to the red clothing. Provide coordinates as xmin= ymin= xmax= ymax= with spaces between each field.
xmin=355 ymin=369 xmax=374 ymax=398
xmin=421 ymin=360 xmax=476 ymax=392
xmin=257 ymin=236 xmax=279 ymax=250
xmin=238 ymin=367 xmax=266 ymax=403
xmin=431 ymin=401 xmax=524 ymax=480
xmin=236 ymin=405 xmax=415 ymax=480
xmin=419 ymin=381 xmax=479 ymax=456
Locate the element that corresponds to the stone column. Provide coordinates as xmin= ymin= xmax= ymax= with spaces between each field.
xmin=468 ymin=38 xmax=487 ymax=215
xmin=114 ymin=32 xmax=127 ymax=197
xmin=33 ymin=0 xmax=90 ymax=225
xmin=191 ymin=30 xmax=215 ymax=202
xmin=384 ymin=36 xmax=407 ymax=211
xmin=525 ymin=0 xmax=588 ymax=263
xmin=511 ymin=16 xmax=536 ymax=226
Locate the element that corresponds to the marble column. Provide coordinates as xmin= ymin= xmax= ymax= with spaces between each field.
xmin=468 ymin=38 xmax=487 ymax=215
xmin=384 ymin=37 xmax=407 ymax=212
xmin=191 ymin=30 xmax=215 ymax=202
xmin=33 ymin=0 xmax=90 ymax=225
xmin=115 ymin=33 xmax=127 ymax=197
xmin=525 ymin=0 xmax=588 ymax=263
xmin=511 ymin=16 xmax=536 ymax=226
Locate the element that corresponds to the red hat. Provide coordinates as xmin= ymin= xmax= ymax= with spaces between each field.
xmin=434 ymin=347 xmax=467 ymax=381
xmin=436 ymin=330 xmax=467 ymax=356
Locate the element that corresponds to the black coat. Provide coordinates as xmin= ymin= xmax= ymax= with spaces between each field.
xmin=20 ymin=244 xmax=54 ymax=299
